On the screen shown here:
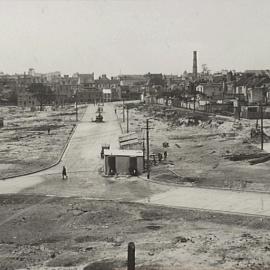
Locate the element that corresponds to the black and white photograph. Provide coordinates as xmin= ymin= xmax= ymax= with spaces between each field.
xmin=0 ymin=0 xmax=270 ymax=269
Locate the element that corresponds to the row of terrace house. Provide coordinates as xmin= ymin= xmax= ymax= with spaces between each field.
xmin=144 ymin=70 xmax=270 ymax=119
xmin=15 ymin=71 xmax=123 ymax=108
xmin=2 ymin=70 xmax=186 ymax=107
xmin=235 ymin=74 xmax=270 ymax=104
xmin=194 ymin=75 xmax=270 ymax=116
xmin=119 ymin=74 xmax=147 ymax=100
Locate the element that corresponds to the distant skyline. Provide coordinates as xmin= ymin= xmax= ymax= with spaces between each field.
xmin=0 ymin=0 xmax=270 ymax=76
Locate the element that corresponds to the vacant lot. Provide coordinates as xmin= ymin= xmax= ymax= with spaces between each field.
xmin=126 ymin=103 xmax=270 ymax=192
xmin=0 ymin=105 xmax=87 ymax=179
xmin=0 ymin=194 xmax=270 ymax=270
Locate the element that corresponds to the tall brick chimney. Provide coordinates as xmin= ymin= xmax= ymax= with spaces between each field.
xmin=193 ymin=51 xmax=197 ymax=80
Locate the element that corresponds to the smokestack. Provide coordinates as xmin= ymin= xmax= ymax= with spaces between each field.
xmin=193 ymin=51 xmax=197 ymax=80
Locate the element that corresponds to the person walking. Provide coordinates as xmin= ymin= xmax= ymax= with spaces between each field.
xmin=62 ymin=166 xmax=67 ymax=180
xmin=164 ymin=151 xmax=167 ymax=160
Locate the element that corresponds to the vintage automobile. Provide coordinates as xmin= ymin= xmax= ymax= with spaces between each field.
xmin=95 ymin=112 xmax=103 ymax=122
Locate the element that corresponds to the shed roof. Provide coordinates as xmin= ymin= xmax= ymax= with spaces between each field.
xmin=104 ymin=149 xmax=143 ymax=157
xmin=119 ymin=132 xmax=138 ymax=143
xmin=120 ymin=139 xmax=140 ymax=147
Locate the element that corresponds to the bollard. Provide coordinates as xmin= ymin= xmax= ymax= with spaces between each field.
xmin=127 ymin=242 xmax=135 ymax=270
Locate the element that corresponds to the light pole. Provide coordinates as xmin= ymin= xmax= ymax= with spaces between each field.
xmin=73 ymin=83 xmax=79 ymax=122
xmin=75 ymin=84 xmax=79 ymax=122
xmin=260 ymin=102 xmax=264 ymax=150
xmin=146 ymin=119 xmax=150 ymax=179
xmin=76 ymin=86 xmax=78 ymax=122
xmin=192 ymin=81 xmax=196 ymax=112
xmin=122 ymin=99 xmax=125 ymax=122
xmin=142 ymin=118 xmax=153 ymax=179
xmin=126 ymin=105 xmax=129 ymax=133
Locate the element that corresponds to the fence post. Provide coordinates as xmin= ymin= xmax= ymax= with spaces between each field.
xmin=127 ymin=242 xmax=135 ymax=270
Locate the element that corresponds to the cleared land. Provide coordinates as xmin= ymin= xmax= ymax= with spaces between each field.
xmin=0 ymin=194 xmax=270 ymax=270
xmin=127 ymin=103 xmax=270 ymax=193
xmin=0 ymin=105 xmax=87 ymax=179
xmin=2 ymin=102 xmax=270 ymax=270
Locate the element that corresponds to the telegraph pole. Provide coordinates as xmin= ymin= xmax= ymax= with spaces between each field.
xmin=260 ymin=103 xmax=264 ymax=150
xmin=75 ymin=78 xmax=80 ymax=122
xmin=122 ymin=99 xmax=125 ymax=122
xmin=142 ymin=135 xmax=145 ymax=170
xmin=126 ymin=105 xmax=129 ymax=133
xmin=146 ymin=119 xmax=150 ymax=179
xmin=193 ymin=89 xmax=196 ymax=112
xmin=76 ymin=87 xmax=78 ymax=122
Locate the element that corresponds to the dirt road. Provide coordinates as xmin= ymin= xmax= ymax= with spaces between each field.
xmin=0 ymin=103 xmax=168 ymax=200
xmin=2 ymin=103 xmax=270 ymax=216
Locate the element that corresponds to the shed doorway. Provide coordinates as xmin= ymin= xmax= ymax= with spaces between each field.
xmin=129 ymin=157 xmax=138 ymax=176
xmin=108 ymin=156 xmax=116 ymax=175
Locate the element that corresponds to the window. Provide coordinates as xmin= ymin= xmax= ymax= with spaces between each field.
xmin=248 ymin=107 xmax=258 ymax=113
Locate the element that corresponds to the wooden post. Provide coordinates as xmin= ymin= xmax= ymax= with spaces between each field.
xmin=193 ymin=82 xmax=196 ymax=112
xmin=123 ymin=99 xmax=125 ymax=122
xmin=127 ymin=105 xmax=129 ymax=133
xmin=146 ymin=119 xmax=150 ymax=179
xmin=75 ymin=86 xmax=78 ymax=122
xmin=142 ymin=136 xmax=145 ymax=170
xmin=127 ymin=242 xmax=135 ymax=270
xmin=261 ymin=103 xmax=264 ymax=150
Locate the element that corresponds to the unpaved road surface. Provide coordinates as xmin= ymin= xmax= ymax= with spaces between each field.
xmin=0 ymin=103 xmax=168 ymax=200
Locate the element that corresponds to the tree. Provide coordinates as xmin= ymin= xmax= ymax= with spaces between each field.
xmin=201 ymin=64 xmax=210 ymax=75
xmin=28 ymin=83 xmax=53 ymax=111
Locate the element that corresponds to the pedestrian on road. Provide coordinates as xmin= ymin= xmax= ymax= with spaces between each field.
xmin=164 ymin=151 xmax=167 ymax=160
xmin=48 ymin=127 xmax=50 ymax=135
xmin=62 ymin=166 xmax=67 ymax=180
xmin=153 ymin=155 xmax=157 ymax=166
xmin=115 ymin=108 xmax=117 ymax=114
xmin=158 ymin=152 xmax=162 ymax=162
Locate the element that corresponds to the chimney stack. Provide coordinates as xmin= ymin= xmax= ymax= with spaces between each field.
xmin=193 ymin=51 xmax=197 ymax=80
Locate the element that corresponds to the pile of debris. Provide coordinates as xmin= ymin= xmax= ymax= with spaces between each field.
xmin=176 ymin=117 xmax=200 ymax=127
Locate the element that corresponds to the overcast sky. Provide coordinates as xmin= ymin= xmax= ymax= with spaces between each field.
xmin=0 ymin=0 xmax=269 ymax=76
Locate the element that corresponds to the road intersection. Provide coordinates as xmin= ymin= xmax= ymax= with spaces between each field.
xmin=1 ymin=103 xmax=270 ymax=217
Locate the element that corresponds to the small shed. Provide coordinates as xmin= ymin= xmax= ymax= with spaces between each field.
xmin=104 ymin=149 xmax=144 ymax=176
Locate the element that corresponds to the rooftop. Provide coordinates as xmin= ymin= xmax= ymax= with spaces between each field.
xmin=104 ymin=149 xmax=143 ymax=157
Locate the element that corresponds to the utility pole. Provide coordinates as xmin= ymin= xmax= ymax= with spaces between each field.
xmin=146 ymin=119 xmax=150 ymax=179
xmin=122 ymin=99 xmax=125 ymax=122
xmin=126 ymin=105 xmax=129 ymax=133
xmin=260 ymin=103 xmax=264 ymax=150
xmin=142 ymin=135 xmax=145 ymax=170
xmin=238 ymin=102 xmax=241 ymax=120
xmin=193 ymin=82 xmax=196 ymax=112
xmin=75 ymin=77 xmax=80 ymax=122
xmin=76 ymin=88 xmax=78 ymax=122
